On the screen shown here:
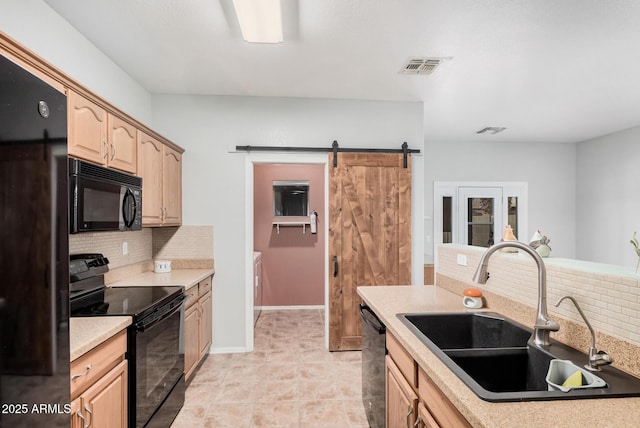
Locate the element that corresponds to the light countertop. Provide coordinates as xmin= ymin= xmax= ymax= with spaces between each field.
xmin=70 ymin=316 xmax=131 ymax=361
xmin=108 ymin=268 xmax=214 ymax=290
xmin=357 ymin=285 xmax=640 ymax=428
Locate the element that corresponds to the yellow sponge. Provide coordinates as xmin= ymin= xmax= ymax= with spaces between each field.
xmin=562 ymin=370 xmax=583 ymax=387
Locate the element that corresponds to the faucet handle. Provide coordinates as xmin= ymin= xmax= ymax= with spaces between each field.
xmin=534 ymin=319 xmax=560 ymax=332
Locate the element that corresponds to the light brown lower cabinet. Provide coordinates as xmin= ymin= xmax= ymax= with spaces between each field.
xmin=385 ymin=332 xmax=470 ymax=428
xmin=70 ymin=330 xmax=128 ymax=428
xmin=386 ymin=355 xmax=418 ymax=428
xmin=199 ymin=290 xmax=213 ymax=360
xmin=184 ymin=276 xmax=213 ymax=380
xmin=184 ymin=302 xmax=200 ymax=380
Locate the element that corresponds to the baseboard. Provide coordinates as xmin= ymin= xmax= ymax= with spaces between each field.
xmin=209 ymin=346 xmax=247 ymax=354
xmin=258 ymin=305 xmax=325 ymax=310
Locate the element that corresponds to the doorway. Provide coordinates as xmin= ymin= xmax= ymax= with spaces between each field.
xmin=433 ymin=182 xmax=528 ymax=271
xmin=253 ymin=163 xmax=326 ymax=311
xmin=245 ymin=153 xmax=329 ymax=352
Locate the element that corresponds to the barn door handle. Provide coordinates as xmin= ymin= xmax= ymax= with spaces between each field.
xmin=333 ymin=256 xmax=338 ymax=277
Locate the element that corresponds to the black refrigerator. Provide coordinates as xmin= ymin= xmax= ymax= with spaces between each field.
xmin=0 ymin=54 xmax=70 ymax=426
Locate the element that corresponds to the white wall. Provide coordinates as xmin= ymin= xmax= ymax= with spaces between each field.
xmin=576 ymin=125 xmax=640 ymax=267
xmin=150 ymin=94 xmax=424 ymax=351
xmin=1 ymin=0 xmax=153 ymax=124
xmin=424 ymin=140 xmax=576 ymax=259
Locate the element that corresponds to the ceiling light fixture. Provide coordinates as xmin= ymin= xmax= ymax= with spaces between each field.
xmin=476 ymin=127 xmax=507 ymax=134
xmin=232 ymin=0 xmax=283 ymax=44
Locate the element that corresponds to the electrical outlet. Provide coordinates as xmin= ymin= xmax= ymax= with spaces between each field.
xmin=457 ymin=254 xmax=467 ymax=266
xmin=123 ymin=242 xmax=128 ymax=255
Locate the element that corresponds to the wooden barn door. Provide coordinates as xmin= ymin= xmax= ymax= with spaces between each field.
xmin=329 ymin=153 xmax=412 ymax=351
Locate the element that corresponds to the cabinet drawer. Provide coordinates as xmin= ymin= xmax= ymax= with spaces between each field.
xmin=185 ymin=285 xmax=199 ymax=309
xmin=418 ymin=367 xmax=470 ymax=428
xmin=70 ymin=330 xmax=126 ymax=400
xmin=386 ymin=332 xmax=417 ymax=388
xmin=198 ymin=276 xmax=212 ymax=297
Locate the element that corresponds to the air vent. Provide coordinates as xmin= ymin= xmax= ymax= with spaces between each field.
xmin=400 ymin=57 xmax=447 ymax=75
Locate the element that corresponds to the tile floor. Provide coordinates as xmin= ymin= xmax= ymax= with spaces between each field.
xmin=171 ymin=309 xmax=369 ymax=427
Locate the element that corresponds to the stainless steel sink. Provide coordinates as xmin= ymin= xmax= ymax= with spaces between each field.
xmin=399 ymin=312 xmax=640 ymax=402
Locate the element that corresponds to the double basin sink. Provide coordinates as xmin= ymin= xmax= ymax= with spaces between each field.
xmin=399 ymin=312 xmax=640 ymax=402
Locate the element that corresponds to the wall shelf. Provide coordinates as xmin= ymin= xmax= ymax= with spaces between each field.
xmin=273 ymin=221 xmax=311 ymax=234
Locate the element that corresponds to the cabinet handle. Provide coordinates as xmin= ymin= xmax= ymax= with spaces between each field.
xmin=110 ymin=143 xmax=116 ymax=161
xmin=405 ymin=406 xmax=414 ymax=428
xmin=102 ymin=141 xmax=108 ymax=159
xmin=77 ymin=409 xmax=86 ymax=428
xmin=413 ymin=415 xmax=422 ymax=428
xmin=84 ymin=404 xmax=93 ymax=428
xmin=71 ymin=363 xmax=93 ymax=381
xmin=333 ymin=256 xmax=338 ymax=277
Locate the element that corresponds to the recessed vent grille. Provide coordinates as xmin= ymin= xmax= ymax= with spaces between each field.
xmin=400 ymin=57 xmax=446 ymax=75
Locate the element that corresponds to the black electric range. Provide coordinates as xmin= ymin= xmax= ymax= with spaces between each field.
xmin=70 ymin=254 xmax=186 ymax=428
xmin=71 ymin=284 xmax=184 ymax=321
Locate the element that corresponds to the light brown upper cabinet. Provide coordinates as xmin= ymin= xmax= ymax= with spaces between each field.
xmin=163 ymin=145 xmax=182 ymax=225
xmin=68 ymin=90 xmax=137 ymax=174
xmin=68 ymin=90 xmax=107 ymax=165
xmin=107 ymin=114 xmax=137 ymax=174
xmin=138 ymin=131 xmax=182 ymax=226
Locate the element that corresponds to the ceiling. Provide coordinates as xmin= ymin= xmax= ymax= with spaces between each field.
xmin=43 ymin=0 xmax=640 ymax=144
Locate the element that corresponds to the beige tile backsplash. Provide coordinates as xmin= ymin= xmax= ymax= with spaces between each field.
xmin=70 ymin=229 xmax=153 ymax=268
xmin=152 ymin=226 xmax=214 ymax=260
xmin=437 ymin=244 xmax=640 ymax=345
xmin=69 ymin=225 xmax=214 ymax=269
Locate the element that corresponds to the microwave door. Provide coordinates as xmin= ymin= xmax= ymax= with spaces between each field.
xmin=73 ymin=176 xmax=122 ymax=232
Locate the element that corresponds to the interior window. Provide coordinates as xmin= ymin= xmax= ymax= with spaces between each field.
xmin=273 ymin=180 xmax=309 ymax=216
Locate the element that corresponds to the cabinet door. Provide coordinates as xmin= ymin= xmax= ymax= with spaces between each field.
xmin=138 ymin=131 xmax=164 ymax=225
xmin=199 ymin=290 xmax=213 ymax=359
xmin=108 ymin=114 xmax=137 ymax=173
xmin=184 ymin=303 xmax=199 ymax=380
xmin=162 ymin=145 xmax=182 ymax=225
xmin=386 ymin=355 xmax=418 ymax=428
xmin=68 ymin=90 xmax=107 ymax=165
xmin=81 ymin=360 xmax=128 ymax=428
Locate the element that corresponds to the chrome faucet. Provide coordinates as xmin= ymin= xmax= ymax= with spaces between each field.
xmin=555 ymin=295 xmax=613 ymax=371
xmin=472 ymin=240 xmax=559 ymax=346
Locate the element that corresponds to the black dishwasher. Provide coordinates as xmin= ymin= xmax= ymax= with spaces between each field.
xmin=360 ymin=303 xmax=386 ymax=428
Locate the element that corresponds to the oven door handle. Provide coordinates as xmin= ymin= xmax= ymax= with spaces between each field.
xmin=359 ymin=303 xmax=385 ymax=335
xmin=135 ymin=295 xmax=186 ymax=332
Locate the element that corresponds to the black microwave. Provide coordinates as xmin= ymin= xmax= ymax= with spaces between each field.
xmin=69 ymin=158 xmax=142 ymax=233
